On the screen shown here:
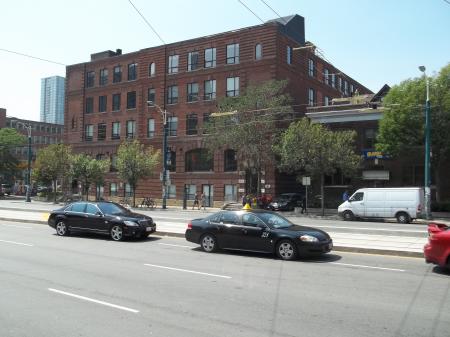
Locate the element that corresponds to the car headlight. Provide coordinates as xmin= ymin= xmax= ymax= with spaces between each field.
xmin=124 ymin=220 xmax=139 ymax=227
xmin=299 ymin=235 xmax=319 ymax=242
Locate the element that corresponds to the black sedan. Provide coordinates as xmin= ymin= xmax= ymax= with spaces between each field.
xmin=267 ymin=193 xmax=303 ymax=211
xmin=48 ymin=201 xmax=156 ymax=241
xmin=185 ymin=210 xmax=332 ymax=260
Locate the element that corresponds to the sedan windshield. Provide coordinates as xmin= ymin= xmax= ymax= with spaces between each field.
xmin=98 ymin=203 xmax=129 ymax=215
xmin=257 ymin=212 xmax=292 ymax=229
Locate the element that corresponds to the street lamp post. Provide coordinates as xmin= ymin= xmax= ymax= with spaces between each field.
xmin=419 ymin=66 xmax=431 ymax=219
xmin=14 ymin=121 xmax=32 ymax=202
xmin=148 ymin=101 xmax=168 ymax=209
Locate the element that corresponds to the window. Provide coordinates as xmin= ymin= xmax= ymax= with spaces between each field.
xmin=167 ymin=185 xmax=176 ymax=199
xmin=344 ymin=81 xmax=349 ymax=96
xmin=242 ymin=213 xmax=265 ymax=227
xmin=149 ymin=62 xmax=155 ymax=77
xmin=226 ymin=77 xmax=239 ymax=97
xmin=97 ymin=123 xmax=106 ymax=141
xmin=126 ymin=120 xmax=136 ymax=139
xmin=86 ymin=71 xmax=95 ymax=88
xmin=187 ymin=83 xmax=199 ymax=102
xmin=71 ymin=202 xmax=86 ymax=213
xmin=287 ymin=46 xmax=292 ymax=64
xmin=324 ymin=68 xmax=329 ymax=85
xmin=351 ymin=192 xmax=364 ymax=202
xmin=125 ymin=183 xmax=132 ymax=197
xmin=167 ymin=85 xmax=178 ymax=104
xmin=85 ymin=204 xmax=99 ymax=215
xmin=168 ymin=55 xmax=179 ymax=74
xmin=324 ymin=96 xmax=330 ymax=106
xmin=308 ymin=88 xmax=315 ymax=106
xmin=110 ymin=154 xmax=118 ymax=172
xmin=204 ymin=48 xmax=216 ymax=68
xmin=224 ymin=149 xmax=237 ymax=172
xmin=112 ymin=93 xmax=121 ymax=111
xmin=226 ymin=43 xmax=239 ymax=64
xmin=147 ymin=88 xmax=155 ymax=104
xmin=113 ymin=66 xmax=122 ymax=83
xmin=100 ymin=68 xmax=108 ymax=85
xmin=127 ymin=91 xmax=136 ymax=109
xmin=188 ymin=52 xmax=199 ymax=71
xmin=128 ymin=63 xmax=137 ymax=81
xmin=350 ymin=84 xmax=354 ymax=95
xmin=202 ymin=113 xmax=211 ymax=134
xmin=110 ymin=182 xmax=118 ymax=196
xmin=364 ymin=129 xmax=377 ymax=149
xmin=338 ymin=77 xmax=342 ymax=92
xmin=185 ymin=184 xmax=197 ymax=200
xmin=186 ymin=113 xmax=198 ymax=135
xmin=204 ymin=80 xmax=216 ymax=100
xmin=308 ymin=58 xmax=315 ymax=77
xmin=168 ymin=116 xmax=178 ymax=136
xmin=112 ymin=122 xmax=120 ymax=140
xmin=331 ymin=74 xmax=336 ymax=88
xmin=85 ymin=124 xmax=93 ymax=141
xmin=147 ymin=118 xmax=155 ymax=138
xmin=168 ymin=150 xmax=176 ymax=172
xmin=185 ymin=149 xmax=213 ymax=172
xmin=85 ymin=97 xmax=94 ymax=114
xmin=220 ymin=212 xmax=239 ymax=225
xmin=99 ymin=95 xmax=107 ymax=113
xmin=255 ymin=43 xmax=262 ymax=60
xmin=224 ymin=185 xmax=237 ymax=202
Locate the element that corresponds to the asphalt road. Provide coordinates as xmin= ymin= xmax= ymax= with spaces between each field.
xmin=0 ymin=219 xmax=449 ymax=337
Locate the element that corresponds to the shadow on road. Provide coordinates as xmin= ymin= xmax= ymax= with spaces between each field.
xmin=432 ymin=266 xmax=450 ymax=276
xmin=51 ymin=232 xmax=162 ymax=243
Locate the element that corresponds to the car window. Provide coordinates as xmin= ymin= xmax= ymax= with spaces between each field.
xmin=220 ymin=212 xmax=239 ymax=225
xmin=351 ymin=192 xmax=364 ymax=202
xmin=71 ymin=202 xmax=86 ymax=213
xmin=206 ymin=213 xmax=221 ymax=223
xmin=98 ymin=202 xmax=128 ymax=215
xmin=258 ymin=212 xmax=292 ymax=229
xmin=85 ymin=204 xmax=99 ymax=215
xmin=242 ymin=213 xmax=265 ymax=227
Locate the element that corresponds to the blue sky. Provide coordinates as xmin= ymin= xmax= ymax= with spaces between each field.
xmin=1 ymin=0 xmax=449 ymax=121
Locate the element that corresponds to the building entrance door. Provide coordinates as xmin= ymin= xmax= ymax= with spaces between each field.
xmin=202 ymin=185 xmax=213 ymax=207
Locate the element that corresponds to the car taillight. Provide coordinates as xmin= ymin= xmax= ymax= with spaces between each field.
xmin=187 ymin=222 xmax=192 ymax=229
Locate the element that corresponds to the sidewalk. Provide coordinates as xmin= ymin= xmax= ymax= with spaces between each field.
xmin=0 ymin=197 xmax=441 ymax=258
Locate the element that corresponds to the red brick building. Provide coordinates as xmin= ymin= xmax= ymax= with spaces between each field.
xmin=64 ymin=15 xmax=371 ymax=206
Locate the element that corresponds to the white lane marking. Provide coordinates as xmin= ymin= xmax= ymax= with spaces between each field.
xmin=2 ymin=224 xmax=33 ymax=229
xmin=330 ymin=262 xmax=405 ymax=272
xmin=0 ymin=239 xmax=33 ymax=246
xmin=313 ymin=225 xmax=425 ymax=233
xmin=157 ymin=242 xmax=192 ymax=248
xmin=144 ymin=263 xmax=232 ymax=279
xmin=48 ymin=288 xmax=139 ymax=313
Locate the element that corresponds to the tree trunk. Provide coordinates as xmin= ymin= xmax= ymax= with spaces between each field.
xmin=132 ymin=184 xmax=136 ymax=208
xmin=53 ymin=179 xmax=57 ymax=204
xmin=321 ymin=173 xmax=325 ymax=216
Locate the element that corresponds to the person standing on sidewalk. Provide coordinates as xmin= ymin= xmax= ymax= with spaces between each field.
xmin=192 ymin=192 xmax=200 ymax=210
xmin=300 ymin=196 xmax=307 ymax=214
xmin=342 ymin=190 xmax=349 ymax=202
xmin=201 ymin=192 xmax=206 ymax=210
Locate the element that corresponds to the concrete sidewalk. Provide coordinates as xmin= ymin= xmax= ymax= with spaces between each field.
xmin=0 ymin=197 xmax=436 ymax=258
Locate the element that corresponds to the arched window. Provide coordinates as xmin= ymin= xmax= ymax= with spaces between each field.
xmin=255 ymin=43 xmax=262 ymax=60
xmin=224 ymin=149 xmax=237 ymax=172
xmin=185 ymin=149 xmax=213 ymax=172
xmin=149 ymin=62 xmax=155 ymax=77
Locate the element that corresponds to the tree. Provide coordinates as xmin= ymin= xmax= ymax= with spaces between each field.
xmin=204 ymin=80 xmax=293 ymax=195
xmin=116 ymin=140 xmax=160 ymax=207
xmin=274 ymin=118 xmax=361 ymax=215
xmin=376 ymin=63 xmax=450 ymax=200
xmin=71 ymin=154 xmax=110 ymax=201
xmin=0 ymin=128 xmax=26 ymax=181
xmin=32 ymin=144 xmax=72 ymax=203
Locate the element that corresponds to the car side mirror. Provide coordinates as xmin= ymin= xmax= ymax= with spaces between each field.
xmin=348 ymin=198 xmax=354 ymax=202
xmin=96 ymin=211 xmax=103 ymax=217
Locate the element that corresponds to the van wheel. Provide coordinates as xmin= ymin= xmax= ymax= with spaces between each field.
xmin=342 ymin=210 xmax=354 ymax=221
xmin=396 ymin=212 xmax=410 ymax=224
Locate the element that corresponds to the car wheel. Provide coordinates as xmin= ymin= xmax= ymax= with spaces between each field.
xmin=276 ymin=239 xmax=297 ymax=261
xmin=342 ymin=210 xmax=354 ymax=221
xmin=110 ymin=225 xmax=124 ymax=241
xmin=55 ymin=220 xmax=69 ymax=236
xmin=200 ymin=234 xmax=217 ymax=253
xmin=396 ymin=212 xmax=410 ymax=224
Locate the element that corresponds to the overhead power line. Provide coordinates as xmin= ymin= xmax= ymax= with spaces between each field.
xmin=259 ymin=0 xmax=287 ymax=24
xmin=127 ymin=0 xmax=166 ymax=44
xmin=0 ymin=48 xmax=66 ymax=66
xmin=237 ymin=0 xmax=265 ymax=23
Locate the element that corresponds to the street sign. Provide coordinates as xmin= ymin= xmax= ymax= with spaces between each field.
xmin=238 ymin=188 xmax=245 ymax=193
xmin=261 ymin=179 xmax=265 ymax=184
xmin=238 ymin=179 xmax=245 ymax=184
xmin=302 ymin=177 xmax=311 ymax=186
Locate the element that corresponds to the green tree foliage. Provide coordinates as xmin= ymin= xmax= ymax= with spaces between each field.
xmin=204 ymin=80 xmax=293 ymax=195
xmin=275 ymin=118 xmax=360 ymax=215
xmin=0 ymin=128 xmax=26 ymax=180
xmin=377 ymin=63 xmax=450 ymax=199
xmin=116 ymin=140 xmax=160 ymax=207
xmin=72 ymin=154 xmax=110 ymax=201
xmin=32 ymin=144 xmax=73 ymax=203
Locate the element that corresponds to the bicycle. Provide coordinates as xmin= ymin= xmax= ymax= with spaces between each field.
xmin=141 ymin=197 xmax=157 ymax=209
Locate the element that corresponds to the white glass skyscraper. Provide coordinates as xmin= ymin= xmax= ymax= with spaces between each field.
xmin=40 ymin=76 xmax=65 ymax=125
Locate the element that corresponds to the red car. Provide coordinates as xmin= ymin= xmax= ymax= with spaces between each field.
xmin=424 ymin=222 xmax=450 ymax=270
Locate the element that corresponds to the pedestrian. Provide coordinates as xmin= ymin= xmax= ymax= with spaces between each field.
xmin=300 ymin=196 xmax=307 ymax=214
xmin=193 ymin=192 xmax=200 ymax=210
xmin=342 ymin=190 xmax=349 ymax=201
xmin=201 ymin=192 xmax=206 ymax=210
xmin=242 ymin=194 xmax=247 ymax=206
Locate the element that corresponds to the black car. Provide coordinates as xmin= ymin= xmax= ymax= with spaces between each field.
xmin=48 ymin=201 xmax=156 ymax=241
xmin=185 ymin=210 xmax=332 ymax=260
xmin=267 ymin=193 xmax=304 ymax=211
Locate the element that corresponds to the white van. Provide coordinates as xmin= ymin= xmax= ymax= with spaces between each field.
xmin=338 ymin=187 xmax=424 ymax=223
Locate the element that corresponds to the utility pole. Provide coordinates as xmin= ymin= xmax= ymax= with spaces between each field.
xmin=14 ymin=121 xmax=32 ymax=202
xmin=419 ymin=66 xmax=431 ymax=219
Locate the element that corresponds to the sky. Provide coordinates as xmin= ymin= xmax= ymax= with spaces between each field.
xmin=1 ymin=0 xmax=449 ymax=121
